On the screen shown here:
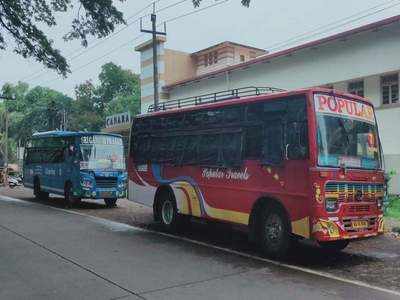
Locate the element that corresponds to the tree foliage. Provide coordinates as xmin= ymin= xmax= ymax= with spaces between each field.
xmin=0 ymin=1 xmax=250 ymax=75
xmin=0 ymin=0 xmax=125 ymax=76
xmin=69 ymin=62 xmax=140 ymax=131
xmin=1 ymin=83 xmax=73 ymax=144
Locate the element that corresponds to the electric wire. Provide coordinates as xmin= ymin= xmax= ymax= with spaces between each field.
xmin=38 ymin=0 xmax=230 ymax=87
xmin=19 ymin=0 xmax=176 ymax=83
xmin=264 ymin=0 xmax=400 ymax=52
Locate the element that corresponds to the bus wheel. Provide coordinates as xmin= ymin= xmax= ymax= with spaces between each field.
xmin=259 ymin=205 xmax=291 ymax=259
xmin=34 ymin=179 xmax=49 ymax=201
xmin=157 ymin=190 xmax=179 ymax=231
xmin=319 ymin=240 xmax=349 ymax=252
xmin=104 ymin=198 xmax=117 ymax=208
xmin=64 ymin=184 xmax=81 ymax=207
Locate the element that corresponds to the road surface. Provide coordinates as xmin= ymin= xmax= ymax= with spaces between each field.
xmin=0 ymin=195 xmax=399 ymax=300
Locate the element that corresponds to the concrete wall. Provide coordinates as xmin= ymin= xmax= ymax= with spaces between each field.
xmin=164 ymin=49 xmax=196 ymax=85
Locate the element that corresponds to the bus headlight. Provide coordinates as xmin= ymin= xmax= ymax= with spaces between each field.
xmin=118 ymin=180 xmax=127 ymax=189
xmin=81 ymin=179 xmax=93 ymax=189
xmin=325 ymin=198 xmax=339 ymax=212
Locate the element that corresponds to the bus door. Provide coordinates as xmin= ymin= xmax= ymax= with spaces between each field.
xmin=261 ymin=96 xmax=310 ymax=216
xmin=63 ymin=143 xmax=79 ymax=188
xmin=283 ymin=96 xmax=310 ymax=196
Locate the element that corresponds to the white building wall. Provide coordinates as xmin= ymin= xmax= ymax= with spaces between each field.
xmin=169 ymin=25 xmax=400 ymax=99
xmin=166 ymin=23 xmax=400 ymax=193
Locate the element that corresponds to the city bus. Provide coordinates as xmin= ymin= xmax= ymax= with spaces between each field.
xmin=128 ymin=87 xmax=385 ymax=257
xmin=23 ymin=131 xmax=127 ymax=207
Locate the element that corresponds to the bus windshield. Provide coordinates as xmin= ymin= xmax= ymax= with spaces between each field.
xmin=79 ymin=135 xmax=125 ymax=170
xmin=315 ymin=94 xmax=381 ymax=169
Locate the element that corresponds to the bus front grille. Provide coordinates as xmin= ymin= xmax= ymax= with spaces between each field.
xmin=95 ymin=177 xmax=117 ymax=189
xmin=325 ymin=182 xmax=384 ymax=203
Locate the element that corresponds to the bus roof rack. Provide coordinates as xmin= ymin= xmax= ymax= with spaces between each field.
xmin=147 ymin=86 xmax=285 ymax=113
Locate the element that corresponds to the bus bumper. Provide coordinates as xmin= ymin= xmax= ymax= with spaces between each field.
xmin=311 ymin=214 xmax=385 ymax=242
xmin=77 ymin=188 xmax=126 ymax=199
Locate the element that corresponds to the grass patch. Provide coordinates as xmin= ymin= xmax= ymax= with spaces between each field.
xmin=386 ymin=196 xmax=400 ymax=220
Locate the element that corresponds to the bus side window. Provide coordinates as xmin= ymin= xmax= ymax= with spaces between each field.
xmin=262 ymin=122 xmax=284 ymax=165
xmin=198 ymin=134 xmax=220 ymax=165
xmin=221 ymin=132 xmax=243 ymax=167
xmin=181 ymin=135 xmax=199 ymax=165
xmin=173 ymin=137 xmax=185 ymax=165
xmin=52 ymin=148 xmax=65 ymax=163
xmin=244 ymin=127 xmax=263 ymax=159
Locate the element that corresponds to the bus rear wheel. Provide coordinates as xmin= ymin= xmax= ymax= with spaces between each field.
xmin=34 ymin=179 xmax=49 ymax=201
xmin=64 ymin=184 xmax=81 ymax=207
xmin=156 ymin=190 xmax=179 ymax=232
xmin=258 ymin=205 xmax=292 ymax=259
xmin=319 ymin=240 xmax=349 ymax=252
xmin=104 ymin=198 xmax=117 ymax=208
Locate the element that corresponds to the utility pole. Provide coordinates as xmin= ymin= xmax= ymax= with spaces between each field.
xmin=140 ymin=2 xmax=166 ymax=110
xmin=0 ymin=94 xmax=15 ymax=186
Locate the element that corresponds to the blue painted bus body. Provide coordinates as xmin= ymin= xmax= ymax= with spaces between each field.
xmin=23 ymin=131 xmax=127 ymax=201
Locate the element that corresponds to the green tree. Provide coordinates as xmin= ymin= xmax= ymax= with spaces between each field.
xmin=0 ymin=1 xmax=250 ymax=76
xmin=0 ymin=0 xmax=125 ymax=76
xmin=69 ymin=62 xmax=140 ymax=131
xmin=1 ymin=83 xmax=72 ymax=145
xmin=97 ymin=62 xmax=140 ymax=116
xmin=69 ymin=80 xmax=104 ymax=132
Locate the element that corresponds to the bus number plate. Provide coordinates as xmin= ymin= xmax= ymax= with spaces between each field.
xmin=101 ymin=192 xmax=113 ymax=198
xmin=351 ymin=220 xmax=368 ymax=229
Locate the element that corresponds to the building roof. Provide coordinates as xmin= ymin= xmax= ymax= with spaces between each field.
xmin=191 ymin=41 xmax=267 ymax=56
xmin=134 ymin=36 xmax=167 ymax=52
xmin=164 ymin=15 xmax=400 ymax=91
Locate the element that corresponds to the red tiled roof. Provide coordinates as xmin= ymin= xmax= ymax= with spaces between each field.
xmin=164 ymin=15 xmax=400 ymax=91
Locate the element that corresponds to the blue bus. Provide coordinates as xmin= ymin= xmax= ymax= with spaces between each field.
xmin=23 ymin=131 xmax=127 ymax=207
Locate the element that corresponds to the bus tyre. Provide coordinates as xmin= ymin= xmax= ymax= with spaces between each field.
xmin=258 ymin=205 xmax=291 ymax=259
xmin=318 ymin=240 xmax=349 ymax=252
xmin=64 ymin=184 xmax=81 ymax=207
xmin=104 ymin=198 xmax=117 ymax=208
xmin=34 ymin=179 xmax=49 ymax=201
xmin=156 ymin=190 xmax=179 ymax=232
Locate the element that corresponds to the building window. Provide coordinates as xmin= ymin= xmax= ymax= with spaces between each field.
xmin=348 ymin=80 xmax=364 ymax=97
xmin=207 ymin=53 xmax=213 ymax=65
xmin=381 ymin=74 xmax=399 ymax=105
xmin=240 ymin=55 xmax=245 ymax=62
xmin=204 ymin=51 xmax=218 ymax=67
xmin=204 ymin=53 xmax=209 ymax=66
xmin=213 ymin=51 xmax=218 ymax=64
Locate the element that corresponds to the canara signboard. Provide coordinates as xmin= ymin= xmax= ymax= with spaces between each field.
xmin=314 ymin=94 xmax=375 ymax=124
xmin=105 ymin=112 xmax=132 ymax=128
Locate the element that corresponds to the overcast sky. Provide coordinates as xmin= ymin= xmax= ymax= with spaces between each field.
xmin=0 ymin=0 xmax=399 ymax=97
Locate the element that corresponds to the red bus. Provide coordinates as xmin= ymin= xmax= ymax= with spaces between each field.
xmin=128 ymin=87 xmax=385 ymax=257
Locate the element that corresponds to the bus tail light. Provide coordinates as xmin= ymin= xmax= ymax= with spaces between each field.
xmin=325 ymin=198 xmax=339 ymax=212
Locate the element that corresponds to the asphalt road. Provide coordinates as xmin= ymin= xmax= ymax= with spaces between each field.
xmin=0 ymin=195 xmax=399 ymax=300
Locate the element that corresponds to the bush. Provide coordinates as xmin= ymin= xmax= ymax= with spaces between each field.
xmin=386 ymin=196 xmax=400 ymax=220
